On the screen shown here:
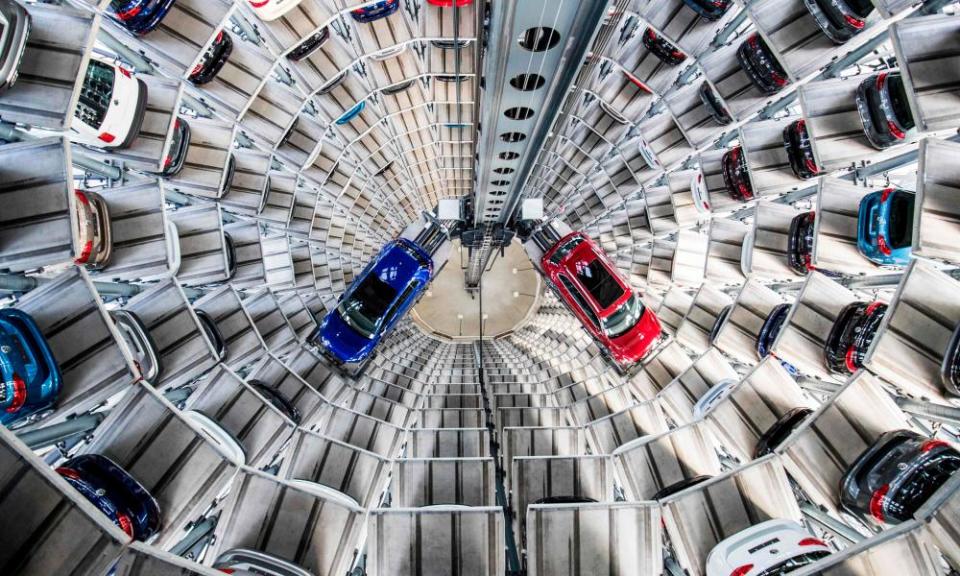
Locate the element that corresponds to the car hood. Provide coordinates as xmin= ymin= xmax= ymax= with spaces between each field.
xmin=318 ymin=308 xmax=377 ymax=363
xmin=607 ymin=306 xmax=662 ymax=364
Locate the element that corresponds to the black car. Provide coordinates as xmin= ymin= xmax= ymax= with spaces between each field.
xmin=287 ymin=27 xmax=329 ymax=62
xmin=855 ymin=71 xmax=915 ymax=150
xmin=737 ymin=33 xmax=789 ymax=95
xmin=642 ymin=28 xmax=686 ymax=66
xmin=681 ymin=0 xmax=732 ymax=21
xmin=787 ymin=211 xmax=816 ymax=275
xmin=189 ymin=30 xmax=232 ymax=85
xmin=721 ymin=146 xmax=754 ymax=201
xmin=161 ymin=117 xmax=190 ymax=177
xmin=783 ymin=119 xmax=819 ymax=179
xmin=803 ymin=0 xmax=874 ymax=44
xmin=699 ymin=81 xmax=732 ymax=125
xmin=195 ymin=309 xmax=227 ymax=362
xmin=248 ymin=379 xmax=301 ymax=424
xmin=754 ymin=408 xmax=814 ymax=457
xmin=757 ymin=303 xmax=791 ymax=359
xmin=823 ymin=301 xmax=887 ymax=375
xmin=224 ymin=231 xmax=237 ymax=280
xmin=940 ymin=323 xmax=960 ymax=396
xmin=709 ymin=305 xmax=732 ymax=344
xmin=841 ymin=429 xmax=960 ymax=526
xmin=652 ymin=475 xmax=713 ymax=500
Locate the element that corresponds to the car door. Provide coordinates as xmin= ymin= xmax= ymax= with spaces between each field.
xmin=558 ymin=274 xmax=602 ymax=340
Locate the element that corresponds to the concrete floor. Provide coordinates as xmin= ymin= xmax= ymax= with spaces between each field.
xmin=411 ymin=239 xmax=541 ymax=340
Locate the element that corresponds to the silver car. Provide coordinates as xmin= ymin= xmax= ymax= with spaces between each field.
xmin=212 ymin=548 xmax=314 ymax=576
xmin=0 ymin=0 xmax=30 ymax=92
xmin=110 ymin=310 xmax=162 ymax=385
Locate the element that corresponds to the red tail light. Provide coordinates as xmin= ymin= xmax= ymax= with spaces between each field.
xmin=877 ymin=234 xmax=892 ymax=256
xmin=218 ymin=570 xmax=236 ymax=575
xmin=887 ymin=120 xmax=905 ymax=140
xmin=877 ymin=72 xmax=887 ymax=91
xmin=864 ymin=301 xmax=885 ymax=316
xmin=163 ymin=155 xmax=173 ymax=169
xmin=771 ymin=72 xmax=788 ymax=87
xmin=844 ymin=14 xmax=865 ymax=29
xmin=844 ymin=344 xmax=858 ymax=373
xmin=804 ymin=158 xmax=820 ymax=175
xmin=116 ymin=512 xmax=135 ymax=538
xmin=99 ymin=132 xmax=117 ymax=144
xmin=116 ymin=5 xmax=142 ymax=20
xmin=75 ymin=240 xmax=94 ymax=265
xmin=870 ymin=483 xmax=890 ymax=523
xmin=880 ymin=187 xmax=894 ymax=202
xmin=215 ymin=30 xmax=224 ymax=43
xmin=921 ymin=439 xmax=950 ymax=452
xmin=5 ymin=373 xmax=27 ymax=413
xmin=189 ymin=64 xmax=203 ymax=77
xmin=56 ymin=467 xmax=82 ymax=481
xmin=798 ymin=537 xmax=827 ymax=547
xmin=731 ymin=565 xmax=754 ymax=576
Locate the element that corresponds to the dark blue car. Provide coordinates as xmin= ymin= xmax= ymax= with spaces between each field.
xmin=0 ymin=308 xmax=61 ymax=428
xmin=350 ymin=0 xmax=400 ymax=23
xmin=109 ymin=0 xmax=177 ymax=36
xmin=57 ymin=454 xmax=161 ymax=541
xmin=316 ymin=238 xmax=433 ymax=374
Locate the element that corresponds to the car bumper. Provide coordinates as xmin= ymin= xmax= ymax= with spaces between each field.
xmin=163 ymin=120 xmax=191 ymax=177
xmin=802 ymin=0 xmax=857 ymax=44
xmin=114 ymin=78 xmax=148 ymax=150
xmin=191 ymin=33 xmax=233 ymax=85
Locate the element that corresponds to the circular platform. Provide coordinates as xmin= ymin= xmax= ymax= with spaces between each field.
xmin=411 ymin=239 xmax=541 ymax=340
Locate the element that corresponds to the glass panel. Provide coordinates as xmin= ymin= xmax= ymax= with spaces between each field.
xmin=887 ymin=192 xmax=914 ymax=249
xmin=337 ymin=274 xmax=397 ymax=338
xmin=76 ymin=61 xmax=115 ymax=130
xmin=560 ymin=275 xmax=599 ymax=329
xmin=602 ymin=293 xmax=644 ymax=338
xmin=575 ymin=259 xmax=624 ymax=310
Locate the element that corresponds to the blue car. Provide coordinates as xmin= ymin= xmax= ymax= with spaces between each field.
xmin=0 ymin=308 xmax=61 ymax=428
xmin=857 ymin=187 xmax=915 ymax=266
xmin=316 ymin=238 xmax=433 ymax=374
xmin=336 ymin=100 xmax=365 ymax=125
xmin=350 ymin=0 xmax=400 ymax=23
xmin=109 ymin=0 xmax=177 ymax=36
xmin=57 ymin=454 xmax=161 ymax=541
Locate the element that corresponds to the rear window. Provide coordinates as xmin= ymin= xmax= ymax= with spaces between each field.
xmin=888 ymin=75 xmax=915 ymax=129
xmin=77 ymin=60 xmax=115 ymax=130
xmin=575 ymin=259 xmax=624 ymax=310
xmin=888 ymin=192 xmax=915 ymax=249
xmin=757 ymin=551 xmax=832 ymax=575
xmin=847 ymin=0 xmax=876 ymax=18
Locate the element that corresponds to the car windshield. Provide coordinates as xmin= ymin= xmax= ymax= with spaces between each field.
xmin=548 ymin=235 xmax=584 ymax=265
xmin=602 ymin=292 xmax=644 ymax=338
xmin=337 ymin=273 xmax=397 ymax=338
xmin=888 ymin=75 xmax=915 ymax=129
xmin=575 ymin=259 xmax=624 ymax=310
xmin=756 ymin=551 xmax=832 ymax=575
xmin=888 ymin=192 xmax=915 ymax=248
xmin=77 ymin=60 xmax=116 ymax=130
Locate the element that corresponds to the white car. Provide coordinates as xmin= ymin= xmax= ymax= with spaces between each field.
xmin=637 ymin=136 xmax=660 ymax=170
xmin=213 ymin=548 xmax=314 ymax=576
xmin=691 ymin=171 xmax=711 ymax=214
xmin=182 ymin=410 xmax=247 ymax=466
xmin=706 ymin=519 xmax=832 ymax=576
xmin=286 ymin=479 xmax=360 ymax=508
xmin=693 ymin=378 xmax=738 ymax=419
xmin=740 ymin=231 xmax=754 ymax=277
xmin=73 ymin=56 xmax=147 ymax=149
xmin=246 ymin=0 xmax=304 ymax=21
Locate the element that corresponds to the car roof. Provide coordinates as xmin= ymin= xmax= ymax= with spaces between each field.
xmin=555 ymin=235 xmax=629 ymax=313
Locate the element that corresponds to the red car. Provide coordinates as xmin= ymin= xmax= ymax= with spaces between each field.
xmin=541 ymin=232 xmax=662 ymax=369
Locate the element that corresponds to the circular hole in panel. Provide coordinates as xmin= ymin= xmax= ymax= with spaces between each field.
xmin=499 ymin=151 xmax=520 ymax=160
xmin=500 ymin=132 xmax=527 ymax=143
xmin=504 ymin=107 xmax=535 ymax=120
xmin=509 ymin=74 xmax=545 ymax=91
xmin=490 ymin=190 xmax=507 ymax=197
xmin=491 ymin=179 xmax=511 ymax=186
xmin=493 ymin=167 xmax=515 ymax=175
xmin=518 ymin=27 xmax=561 ymax=52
